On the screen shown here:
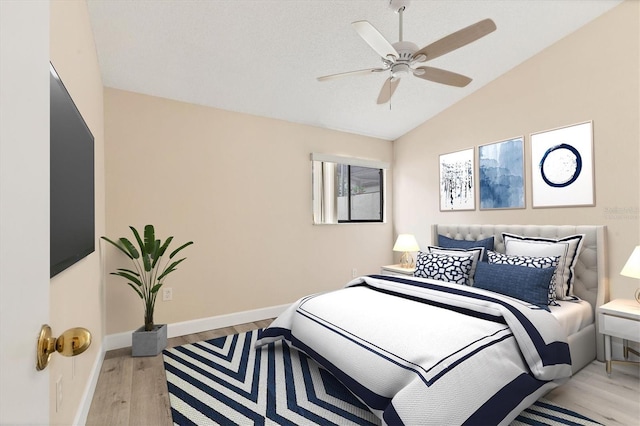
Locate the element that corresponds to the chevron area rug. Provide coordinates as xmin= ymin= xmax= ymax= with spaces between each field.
xmin=163 ymin=330 xmax=601 ymax=425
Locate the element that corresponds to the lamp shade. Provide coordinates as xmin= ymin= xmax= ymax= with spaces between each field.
xmin=621 ymin=246 xmax=640 ymax=279
xmin=393 ymin=234 xmax=420 ymax=252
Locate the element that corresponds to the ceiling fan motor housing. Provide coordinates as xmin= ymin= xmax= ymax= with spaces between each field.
xmin=392 ymin=41 xmax=418 ymax=57
xmin=390 ymin=41 xmax=418 ymax=76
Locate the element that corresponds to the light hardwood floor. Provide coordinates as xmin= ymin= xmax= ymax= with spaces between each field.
xmin=87 ymin=320 xmax=640 ymax=425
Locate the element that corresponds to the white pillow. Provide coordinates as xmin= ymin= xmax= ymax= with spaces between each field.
xmin=427 ymin=246 xmax=484 ymax=286
xmin=502 ymin=233 xmax=584 ymax=300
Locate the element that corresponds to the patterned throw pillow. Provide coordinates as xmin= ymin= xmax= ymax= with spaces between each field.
xmin=414 ymin=252 xmax=474 ymax=285
xmin=427 ymin=246 xmax=484 ymax=286
xmin=487 ymin=251 xmax=560 ymax=304
xmin=474 ymin=262 xmax=556 ymax=306
xmin=502 ymin=233 xmax=584 ymax=299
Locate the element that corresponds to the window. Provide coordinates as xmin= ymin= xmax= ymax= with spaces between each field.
xmin=337 ymin=164 xmax=383 ymax=222
xmin=312 ymin=153 xmax=388 ymax=224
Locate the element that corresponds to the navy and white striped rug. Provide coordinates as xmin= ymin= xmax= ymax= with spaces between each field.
xmin=163 ymin=329 xmax=601 ymax=425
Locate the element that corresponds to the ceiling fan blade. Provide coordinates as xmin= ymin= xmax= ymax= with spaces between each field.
xmin=413 ymin=18 xmax=496 ymax=62
xmin=413 ymin=66 xmax=472 ymax=87
xmin=352 ymin=20 xmax=399 ymax=60
xmin=317 ymin=68 xmax=387 ymax=82
xmin=377 ymin=77 xmax=400 ymax=104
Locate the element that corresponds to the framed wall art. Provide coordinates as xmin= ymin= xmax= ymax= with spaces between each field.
xmin=479 ymin=136 xmax=525 ymax=210
xmin=530 ymin=121 xmax=594 ymax=208
xmin=439 ymin=148 xmax=475 ymax=211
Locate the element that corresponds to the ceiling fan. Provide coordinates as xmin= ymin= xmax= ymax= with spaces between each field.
xmin=317 ymin=0 xmax=496 ymax=104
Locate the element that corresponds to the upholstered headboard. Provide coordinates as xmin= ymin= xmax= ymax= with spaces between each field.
xmin=432 ymin=224 xmax=609 ymax=313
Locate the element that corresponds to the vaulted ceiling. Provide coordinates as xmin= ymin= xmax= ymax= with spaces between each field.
xmin=87 ymin=0 xmax=621 ymax=140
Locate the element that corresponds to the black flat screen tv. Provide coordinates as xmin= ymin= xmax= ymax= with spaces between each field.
xmin=50 ymin=63 xmax=95 ymax=277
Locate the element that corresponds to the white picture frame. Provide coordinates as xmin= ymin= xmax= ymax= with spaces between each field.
xmin=439 ymin=148 xmax=475 ymax=211
xmin=530 ymin=121 xmax=594 ymax=208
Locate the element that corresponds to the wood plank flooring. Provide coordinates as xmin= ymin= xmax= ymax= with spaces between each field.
xmin=87 ymin=320 xmax=640 ymax=425
xmin=86 ymin=320 xmax=273 ymax=426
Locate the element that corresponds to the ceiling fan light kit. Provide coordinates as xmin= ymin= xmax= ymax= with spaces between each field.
xmin=318 ymin=0 xmax=496 ymax=104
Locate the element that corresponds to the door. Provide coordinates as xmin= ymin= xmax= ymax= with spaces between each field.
xmin=0 ymin=1 xmax=50 ymax=423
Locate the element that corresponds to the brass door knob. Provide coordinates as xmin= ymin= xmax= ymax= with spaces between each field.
xmin=36 ymin=324 xmax=92 ymax=371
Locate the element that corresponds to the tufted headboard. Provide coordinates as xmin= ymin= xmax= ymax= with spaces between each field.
xmin=433 ymin=224 xmax=609 ymax=314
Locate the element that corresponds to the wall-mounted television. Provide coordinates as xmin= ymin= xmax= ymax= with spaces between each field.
xmin=50 ymin=63 xmax=95 ymax=277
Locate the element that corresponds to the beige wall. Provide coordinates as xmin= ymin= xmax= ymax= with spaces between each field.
xmin=103 ymin=90 xmax=393 ymax=334
xmin=393 ymin=1 xmax=639 ymax=300
xmin=50 ymin=0 xmax=105 ymax=424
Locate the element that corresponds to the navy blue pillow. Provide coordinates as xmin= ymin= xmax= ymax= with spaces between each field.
xmin=473 ymin=262 xmax=555 ymax=306
xmin=438 ymin=235 xmax=494 ymax=262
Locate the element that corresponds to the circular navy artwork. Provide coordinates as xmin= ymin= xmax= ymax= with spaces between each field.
xmin=539 ymin=143 xmax=582 ymax=188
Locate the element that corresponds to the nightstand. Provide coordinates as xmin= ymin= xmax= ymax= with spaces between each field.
xmin=597 ymin=299 xmax=640 ymax=376
xmin=381 ymin=264 xmax=415 ymax=277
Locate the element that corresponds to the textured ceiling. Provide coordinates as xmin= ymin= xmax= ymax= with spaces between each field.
xmin=87 ymin=0 xmax=621 ymax=141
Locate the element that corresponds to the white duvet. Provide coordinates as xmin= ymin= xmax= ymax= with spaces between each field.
xmin=256 ymin=275 xmax=573 ymax=425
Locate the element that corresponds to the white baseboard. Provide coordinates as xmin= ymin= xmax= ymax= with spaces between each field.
xmin=74 ymin=342 xmax=106 ymax=426
xmin=103 ymin=303 xmax=290 ymax=351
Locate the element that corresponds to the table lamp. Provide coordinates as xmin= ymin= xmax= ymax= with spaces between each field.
xmin=620 ymin=245 xmax=640 ymax=303
xmin=393 ymin=234 xmax=420 ymax=268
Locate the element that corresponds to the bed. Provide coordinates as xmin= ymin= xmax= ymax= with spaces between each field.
xmin=434 ymin=224 xmax=608 ymax=373
xmin=256 ymin=224 xmax=608 ymax=425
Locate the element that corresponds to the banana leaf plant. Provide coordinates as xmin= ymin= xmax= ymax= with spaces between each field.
xmin=102 ymin=225 xmax=193 ymax=331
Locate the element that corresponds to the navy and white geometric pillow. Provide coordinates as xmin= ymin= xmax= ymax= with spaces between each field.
xmin=414 ymin=252 xmax=474 ymax=285
xmin=427 ymin=246 xmax=484 ymax=286
xmin=487 ymin=251 xmax=560 ymax=304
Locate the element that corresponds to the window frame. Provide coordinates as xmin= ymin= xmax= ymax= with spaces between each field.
xmin=311 ymin=153 xmax=389 ymax=225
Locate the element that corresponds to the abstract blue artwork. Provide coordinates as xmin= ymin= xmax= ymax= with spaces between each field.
xmin=479 ymin=137 xmax=525 ymax=210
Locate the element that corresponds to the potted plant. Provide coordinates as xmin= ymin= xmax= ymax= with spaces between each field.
xmin=102 ymin=224 xmax=193 ymax=356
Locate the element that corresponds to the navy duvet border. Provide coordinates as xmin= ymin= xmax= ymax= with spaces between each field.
xmin=368 ymin=275 xmax=571 ymax=366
